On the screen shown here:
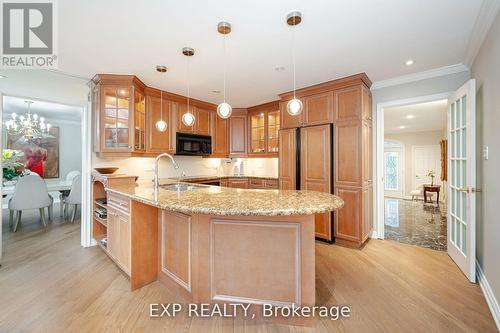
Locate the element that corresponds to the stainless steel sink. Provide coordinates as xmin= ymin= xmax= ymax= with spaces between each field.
xmin=159 ymin=183 xmax=205 ymax=191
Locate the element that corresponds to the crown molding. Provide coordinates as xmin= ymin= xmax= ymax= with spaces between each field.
xmin=371 ymin=64 xmax=469 ymax=90
xmin=464 ymin=0 xmax=500 ymax=67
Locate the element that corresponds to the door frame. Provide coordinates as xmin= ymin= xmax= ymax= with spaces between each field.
xmin=0 ymin=91 xmax=93 ymax=259
xmin=374 ymin=92 xmax=451 ymax=239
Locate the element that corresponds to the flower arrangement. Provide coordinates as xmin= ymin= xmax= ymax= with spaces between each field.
xmin=2 ymin=149 xmax=25 ymax=181
xmin=427 ymin=170 xmax=436 ymax=186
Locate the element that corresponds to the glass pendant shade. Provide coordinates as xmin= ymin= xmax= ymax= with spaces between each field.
xmin=155 ymin=119 xmax=167 ymax=132
xmin=287 ymin=98 xmax=303 ymax=116
xmin=217 ymin=102 xmax=232 ymax=119
xmin=182 ymin=112 xmax=195 ymax=126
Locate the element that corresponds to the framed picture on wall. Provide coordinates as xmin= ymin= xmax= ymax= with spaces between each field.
xmin=7 ymin=127 xmax=60 ymax=179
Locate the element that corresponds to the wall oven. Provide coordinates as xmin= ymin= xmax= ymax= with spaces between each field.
xmin=176 ymin=133 xmax=212 ymax=156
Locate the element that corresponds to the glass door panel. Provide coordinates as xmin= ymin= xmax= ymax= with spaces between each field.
xmin=267 ymin=110 xmax=280 ymax=153
xmin=250 ymin=113 xmax=265 ymax=153
xmin=134 ymin=90 xmax=146 ymax=150
xmin=103 ymin=87 xmax=131 ymax=149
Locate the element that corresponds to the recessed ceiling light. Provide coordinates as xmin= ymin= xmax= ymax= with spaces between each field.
xmin=406 ymin=114 xmax=415 ymax=119
xmin=405 ymin=59 xmax=415 ymax=66
xmin=399 ymin=125 xmax=406 ymax=129
xmin=156 ymin=65 xmax=167 ymax=73
xmin=0 ymin=75 xmax=6 ymax=79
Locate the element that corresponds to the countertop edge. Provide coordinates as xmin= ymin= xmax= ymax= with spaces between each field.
xmin=106 ymin=187 xmax=344 ymax=217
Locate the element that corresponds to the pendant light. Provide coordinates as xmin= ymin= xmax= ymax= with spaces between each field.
xmin=182 ymin=47 xmax=196 ymax=127
xmin=155 ymin=89 xmax=167 ymax=132
xmin=286 ymin=11 xmax=303 ymax=116
xmin=216 ymin=21 xmax=232 ymax=119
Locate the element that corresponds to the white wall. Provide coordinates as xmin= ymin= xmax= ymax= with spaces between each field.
xmin=385 ymin=130 xmax=444 ymax=198
xmin=471 ymin=10 xmax=500 ymax=312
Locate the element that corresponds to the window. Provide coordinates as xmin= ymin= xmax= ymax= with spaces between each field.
xmin=384 ymin=151 xmax=399 ymax=190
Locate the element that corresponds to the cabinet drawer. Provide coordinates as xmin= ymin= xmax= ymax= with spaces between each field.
xmin=108 ymin=193 xmax=130 ymax=214
xmin=264 ymin=179 xmax=278 ymax=189
xmin=249 ymin=178 xmax=264 ymax=188
xmin=228 ymin=178 xmax=249 ymax=189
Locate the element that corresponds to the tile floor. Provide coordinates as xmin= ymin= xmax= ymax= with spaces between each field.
xmin=384 ymin=198 xmax=447 ymax=251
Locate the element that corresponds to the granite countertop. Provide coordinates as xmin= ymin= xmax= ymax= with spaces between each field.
xmin=106 ymin=182 xmax=344 ymax=216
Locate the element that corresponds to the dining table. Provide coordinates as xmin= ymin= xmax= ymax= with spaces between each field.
xmin=2 ymin=179 xmax=73 ymax=215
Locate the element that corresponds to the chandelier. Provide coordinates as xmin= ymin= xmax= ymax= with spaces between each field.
xmin=4 ymin=101 xmax=52 ymax=140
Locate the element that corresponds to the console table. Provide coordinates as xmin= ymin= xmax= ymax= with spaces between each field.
xmin=423 ymin=184 xmax=441 ymax=205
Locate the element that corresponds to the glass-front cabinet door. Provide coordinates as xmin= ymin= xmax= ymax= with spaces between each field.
xmin=103 ymin=87 xmax=132 ymax=151
xmin=250 ymin=112 xmax=266 ymax=154
xmin=267 ymin=110 xmax=280 ymax=154
xmin=134 ymin=89 xmax=146 ymax=151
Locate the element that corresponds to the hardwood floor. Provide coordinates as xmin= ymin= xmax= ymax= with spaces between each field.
xmin=0 ymin=211 xmax=497 ymax=332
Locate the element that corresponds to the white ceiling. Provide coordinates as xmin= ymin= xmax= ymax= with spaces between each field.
xmin=384 ymin=99 xmax=447 ymax=134
xmin=2 ymin=95 xmax=82 ymax=122
xmin=54 ymin=0 xmax=483 ymax=106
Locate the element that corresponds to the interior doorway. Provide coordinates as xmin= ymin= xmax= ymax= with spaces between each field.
xmin=376 ymin=94 xmax=449 ymax=251
xmin=0 ymin=94 xmax=90 ymax=265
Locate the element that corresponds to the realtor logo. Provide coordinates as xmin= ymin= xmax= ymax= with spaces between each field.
xmin=1 ymin=0 xmax=58 ymax=68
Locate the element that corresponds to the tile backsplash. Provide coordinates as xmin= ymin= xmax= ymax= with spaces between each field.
xmin=92 ymin=154 xmax=278 ymax=183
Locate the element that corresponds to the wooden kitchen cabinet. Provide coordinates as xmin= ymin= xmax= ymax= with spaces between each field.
xmin=134 ymin=89 xmax=146 ymax=151
xmin=91 ymin=74 xmax=146 ymax=155
xmin=107 ymin=196 xmax=131 ymax=275
xmin=280 ymin=100 xmax=304 ymax=129
xmin=304 ymin=92 xmax=333 ymax=125
xmin=248 ymin=101 xmax=280 ymax=157
xmin=300 ymin=125 xmax=332 ymax=241
xmin=176 ymin=104 xmax=211 ymax=136
xmin=227 ymin=178 xmax=249 ymax=189
xmin=279 ymin=92 xmax=332 ymax=129
xmin=211 ymin=112 xmax=229 ymax=157
xmin=278 ymin=73 xmax=373 ymax=248
xmin=229 ymin=109 xmax=248 ymax=157
xmin=278 ymin=128 xmax=297 ymax=190
xmin=145 ymin=88 xmax=175 ymax=154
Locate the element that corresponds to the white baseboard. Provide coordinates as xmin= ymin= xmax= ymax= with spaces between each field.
xmin=476 ymin=260 xmax=500 ymax=331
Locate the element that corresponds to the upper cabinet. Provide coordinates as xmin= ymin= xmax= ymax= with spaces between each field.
xmin=134 ymin=89 xmax=146 ymax=151
xmin=211 ymin=112 xmax=229 ymax=157
xmin=280 ymin=92 xmax=332 ymax=129
xmin=247 ymin=101 xmax=280 ymax=157
xmin=92 ymin=74 xmax=146 ymax=155
xmin=176 ymin=104 xmax=211 ymax=136
xmin=229 ymin=109 xmax=248 ymax=157
xmin=145 ymin=88 xmax=175 ymax=154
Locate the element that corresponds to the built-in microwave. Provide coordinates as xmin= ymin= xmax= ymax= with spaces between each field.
xmin=176 ymin=133 xmax=212 ymax=156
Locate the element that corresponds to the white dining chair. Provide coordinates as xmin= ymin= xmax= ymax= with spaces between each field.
xmin=63 ymin=174 xmax=82 ymax=222
xmin=8 ymin=174 xmax=53 ymax=232
xmin=60 ymin=170 xmax=81 ymax=216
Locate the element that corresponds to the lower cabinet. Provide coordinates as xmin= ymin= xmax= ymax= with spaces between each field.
xmin=333 ymin=185 xmax=372 ymax=247
xmin=227 ymin=178 xmax=249 ymax=189
xmin=107 ymin=195 xmax=131 ymax=275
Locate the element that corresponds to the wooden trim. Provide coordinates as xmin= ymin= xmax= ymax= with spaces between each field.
xmin=247 ymin=100 xmax=280 ymax=112
xmin=278 ymin=73 xmax=372 ymax=100
xmin=92 ymin=74 xmax=146 ymax=90
xmin=144 ymin=86 xmax=217 ymax=111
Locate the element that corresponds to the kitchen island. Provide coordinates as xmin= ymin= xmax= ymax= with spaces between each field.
xmin=95 ymin=179 xmax=343 ymax=311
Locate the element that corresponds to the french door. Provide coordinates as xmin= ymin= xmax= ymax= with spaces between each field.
xmin=447 ymin=79 xmax=476 ymax=283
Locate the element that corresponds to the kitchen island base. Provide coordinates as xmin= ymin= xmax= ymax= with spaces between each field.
xmin=157 ymin=209 xmax=315 ymax=309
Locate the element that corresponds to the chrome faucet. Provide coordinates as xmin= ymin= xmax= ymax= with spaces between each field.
xmin=153 ymin=153 xmax=179 ymax=190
